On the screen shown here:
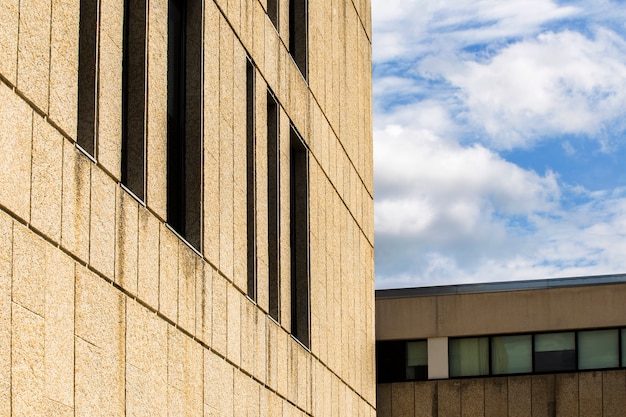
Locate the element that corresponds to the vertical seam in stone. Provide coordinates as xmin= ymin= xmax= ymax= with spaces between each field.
xmin=9 ymin=220 xmax=13 ymax=416
xmin=29 ymin=113 xmax=35 ymax=226
xmin=47 ymin=0 xmax=53 ymax=114
xmin=15 ymin=0 xmax=21 ymax=84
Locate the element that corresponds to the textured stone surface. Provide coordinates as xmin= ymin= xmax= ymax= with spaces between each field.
xmin=0 ymin=214 xmax=11 ymax=400
xmin=44 ymin=245 xmax=74 ymax=407
xmin=508 ymin=376 xmax=531 ymax=417
xmin=61 ymin=141 xmax=91 ymax=261
xmin=49 ymin=0 xmax=79 ymax=138
xmin=90 ymin=166 xmax=116 ymax=278
xmin=211 ymin=273 xmax=228 ymax=356
xmin=17 ymin=0 xmax=51 ymax=112
xmin=603 ymin=370 xmax=626 ymax=417
xmin=0 ymin=0 xmax=19 ymax=84
xmin=555 ymin=373 xmax=578 ymax=417
xmin=532 ymin=374 xmax=555 ymax=417
xmin=461 ymin=379 xmax=484 ymax=417
xmin=391 ymin=382 xmax=414 ymax=417
xmin=96 ymin=0 xmax=124 ymax=179
xmin=159 ymin=225 xmax=179 ymax=322
xmin=12 ymin=225 xmax=46 ymax=316
xmin=579 ymin=371 xmax=602 ymax=417
xmin=137 ymin=205 xmax=159 ymax=308
xmin=12 ymin=303 xmax=45 ymax=417
xmin=115 ymin=189 xmax=139 ymax=294
xmin=485 ymin=377 xmax=508 ymax=417
xmin=146 ymin=0 xmax=168 ymax=218
xmin=31 ymin=116 xmax=63 ymax=241
xmin=227 ymin=284 xmax=242 ymax=366
xmin=0 ymin=83 xmax=32 ymax=223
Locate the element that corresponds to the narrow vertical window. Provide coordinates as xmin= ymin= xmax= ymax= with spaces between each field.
xmin=267 ymin=0 xmax=278 ymax=29
xmin=290 ymin=127 xmax=309 ymax=347
xmin=77 ymin=0 xmax=99 ymax=156
xmin=267 ymin=91 xmax=280 ymax=321
xmin=288 ymin=0 xmax=307 ymax=78
xmin=246 ymin=59 xmax=257 ymax=300
xmin=121 ymin=0 xmax=147 ymax=200
xmin=167 ymin=0 xmax=202 ymax=249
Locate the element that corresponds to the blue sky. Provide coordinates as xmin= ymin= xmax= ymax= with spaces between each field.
xmin=372 ymin=0 xmax=626 ymax=288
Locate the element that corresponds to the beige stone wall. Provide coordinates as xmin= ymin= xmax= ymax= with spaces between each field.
xmin=377 ymin=370 xmax=626 ymax=417
xmin=0 ymin=0 xmax=374 ymax=415
xmin=377 ymin=283 xmax=626 ymax=340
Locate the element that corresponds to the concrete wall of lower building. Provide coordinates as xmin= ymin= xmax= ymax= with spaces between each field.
xmin=377 ymin=370 xmax=626 ymax=417
xmin=0 ymin=0 xmax=375 ymax=414
xmin=377 ymin=282 xmax=626 ymax=340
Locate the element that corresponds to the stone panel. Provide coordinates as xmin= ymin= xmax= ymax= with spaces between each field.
xmin=90 ymin=167 xmax=116 ymax=278
xmin=137 ymin=205 xmax=160 ymax=308
xmin=115 ymin=189 xmax=139 ymax=294
xmin=17 ymin=0 xmax=51 ymax=112
xmin=125 ymin=300 xmax=167 ymax=416
xmin=12 ymin=225 xmax=45 ymax=316
xmin=61 ymin=141 xmax=91 ymax=261
xmin=461 ymin=379 xmax=484 ymax=417
xmin=415 ymin=381 xmax=437 ymax=417
xmin=603 ymin=370 xmax=626 ymax=417
xmin=0 ymin=215 xmax=11 ymax=413
xmin=228 ymin=285 xmax=242 ymax=367
xmin=75 ymin=337 xmax=125 ymax=417
xmin=44 ymin=245 xmax=75 ymax=407
xmin=391 ymin=382 xmax=414 ymax=417
xmin=0 ymin=0 xmax=19 ymax=84
xmin=178 ymin=243 xmax=197 ymax=333
xmin=531 ymin=374 xmax=555 ymax=417
xmin=437 ymin=380 xmax=461 ymax=417
xmin=555 ymin=373 xmax=578 ymax=417
xmin=12 ymin=304 xmax=45 ymax=417
xmin=31 ymin=116 xmax=63 ymax=241
xmin=484 ymin=377 xmax=507 ymax=417
xmin=212 ymin=272 xmax=228 ymax=356
xmin=96 ymin=0 xmax=124 ymax=179
xmin=146 ymin=0 xmax=168 ymax=218
xmin=508 ymin=375 xmax=531 ymax=417
xmin=579 ymin=371 xmax=602 ymax=417
xmin=159 ymin=225 xmax=179 ymax=322
xmin=0 ymin=83 xmax=32 ymax=223
xmin=49 ymin=0 xmax=80 ymax=138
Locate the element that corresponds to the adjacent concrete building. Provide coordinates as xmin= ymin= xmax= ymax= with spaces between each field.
xmin=376 ymin=275 xmax=626 ymax=417
xmin=0 ymin=0 xmax=375 ymax=415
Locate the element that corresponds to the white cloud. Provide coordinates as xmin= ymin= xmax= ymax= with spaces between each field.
xmin=424 ymin=28 xmax=626 ymax=149
xmin=372 ymin=0 xmax=626 ymax=289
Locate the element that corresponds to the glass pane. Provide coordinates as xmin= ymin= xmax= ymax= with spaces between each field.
xmin=407 ymin=340 xmax=428 ymax=366
xmin=491 ymin=335 xmax=532 ymax=375
xmin=622 ymin=329 xmax=626 ymax=367
xmin=535 ymin=332 xmax=575 ymax=352
xmin=578 ymin=329 xmax=619 ymax=370
xmin=449 ymin=337 xmax=489 ymax=377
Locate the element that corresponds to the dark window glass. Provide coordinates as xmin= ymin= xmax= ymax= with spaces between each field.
xmin=246 ymin=59 xmax=257 ymax=300
xmin=121 ymin=0 xmax=147 ymax=200
xmin=578 ymin=329 xmax=619 ymax=370
xmin=289 ymin=0 xmax=308 ymax=78
xmin=449 ymin=337 xmax=489 ymax=377
xmin=534 ymin=332 xmax=576 ymax=373
xmin=290 ymin=127 xmax=309 ymax=347
xmin=167 ymin=0 xmax=202 ymax=249
xmin=376 ymin=341 xmax=406 ymax=383
xmin=77 ymin=0 xmax=99 ymax=156
xmin=267 ymin=0 xmax=278 ymax=28
xmin=491 ymin=335 xmax=532 ymax=375
xmin=267 ymin=91 xmax=280 ymax=321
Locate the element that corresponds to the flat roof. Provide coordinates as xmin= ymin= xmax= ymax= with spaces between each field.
xmin=375 ymin=273 xmax=626 ymax=300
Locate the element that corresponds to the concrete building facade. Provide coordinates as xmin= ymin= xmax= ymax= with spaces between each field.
xmin=0 ymin=0 xmax=375 ymax=415
xmin=376 ymin=276 xmax=626 ymax=417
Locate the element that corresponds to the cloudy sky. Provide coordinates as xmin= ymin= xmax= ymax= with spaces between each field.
xmin=372 ymin=0 xmax=626 ymax=289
